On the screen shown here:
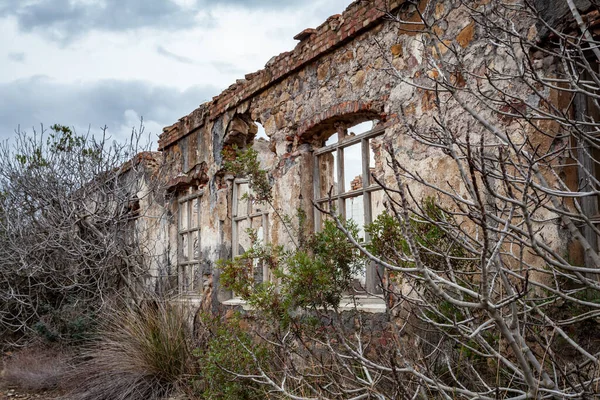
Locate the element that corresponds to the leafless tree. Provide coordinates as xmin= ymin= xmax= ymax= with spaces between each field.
xmin=0 ymin=123 xmax=166 ymax=344
xmin=221 ymin=1 xmax=600 ymax=399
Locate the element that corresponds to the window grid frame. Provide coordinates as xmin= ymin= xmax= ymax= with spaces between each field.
xmin=232 ymin=178 xmax=270 ymax=284
xmin=313 ymin=125 xmax=385 ymax=293
xmin=177 ymin=190 xmax=203 ymax=295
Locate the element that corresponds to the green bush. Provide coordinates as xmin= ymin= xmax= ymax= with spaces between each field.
xmin=192 ymin=313 xmax=271 ymax=400
xmin=32 ymin=301 xmax=97 ymax=344
xmin=221 ymin=219 xmax=364 ymax=327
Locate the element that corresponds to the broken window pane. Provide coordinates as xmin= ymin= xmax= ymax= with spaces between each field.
xmin=251 ymin=217 xmax=264 ymax=241
xmin=368 ymin=140 xmax=378 ymax=186
xmin=371 ymin=190 xmax=386 ymax=221
xmin=325 ymin=133 xmax=338 ymax=146
xmin=180 ymin=265 xmax=190 ymax=293
xmin=316 ymin=200 xmax=334 ymax=231
xmin=348 ymin=120 xmax=375 ymax=136
xmin=191 ymin=198 xmax=199 ymax=228
xmin=236 ymin=218 xmax=251 ymax=256
xmin=345 ymin=195 xmax=364 ymax=240
xmin=192 ymin=231 xmax=200 ymax=261
xmin=180 ymin=202 xmax=188 ymax=230
xmin=252 ymin=197 xmax=266 ymax=215
xmin=369 ymin=136 xmax=384 ymax=186
xmin=181 ymin=233 xmax=188 ymax=261
xmin=192 ymin=266 xmax=202 ymax=293
xmin=237 ymin=183 xmax=250 ymax=217
xmin=343 ymin=142 xmax=362 ymax=192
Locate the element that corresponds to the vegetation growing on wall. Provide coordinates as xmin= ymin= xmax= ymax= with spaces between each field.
xmin=214 ymin=1 xmax=600 ymax=399
xmin=3 ymin=0 xmax=600 ymax=399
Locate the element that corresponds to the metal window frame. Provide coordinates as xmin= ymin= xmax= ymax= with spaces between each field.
xmin=177 ymin=190 xmax=203 ymax=294
xmin=313 ymin=125 xmax=385 ymax=293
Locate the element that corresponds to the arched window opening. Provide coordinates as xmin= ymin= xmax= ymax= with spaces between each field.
xmin=314 ymin=119 xmax=386 ymax=293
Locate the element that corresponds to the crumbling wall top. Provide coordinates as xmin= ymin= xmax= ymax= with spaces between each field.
xmin=158 ymin=0 xmax=404 ymax=150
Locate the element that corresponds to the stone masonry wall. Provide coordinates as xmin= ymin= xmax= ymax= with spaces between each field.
xmin=150 ymin=0 xmax=582 ymax=306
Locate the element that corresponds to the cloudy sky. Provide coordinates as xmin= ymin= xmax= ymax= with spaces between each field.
xmin=0 ymin=0 xmax=352 ymax=148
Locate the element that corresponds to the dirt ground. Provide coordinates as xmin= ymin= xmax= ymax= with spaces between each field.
xmin=0 ymin=387 xmax=63 ymax=400
xmin=1 ymin=351 xmax=190 ymax=400
xmin=0 ymin=352 xmax=65 ymax=400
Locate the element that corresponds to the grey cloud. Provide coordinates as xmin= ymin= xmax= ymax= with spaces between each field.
xmin=0 ymin=76 xmax=218 ymax=145
xmin=8 ymin=52 xmax=25 ymax=62
xmin=0 ymin=0 xmax=301 ymax=43
xmin=156 ymin=45 xmax=196 ymax=65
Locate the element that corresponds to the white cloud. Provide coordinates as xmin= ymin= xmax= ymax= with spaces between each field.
xmin=0 ymin=0 xmax=354 ymax=145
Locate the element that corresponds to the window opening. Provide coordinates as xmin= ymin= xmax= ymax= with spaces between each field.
xmin=255 ymin=122 xmax=268 ymax=141
xmin=178 ymin=188 xmax=203 ymax=295
xmin=313 ymin=120 xmax=385 ymax=292
xmin=232 ymin=179 xmax=270 ymax=286
xmin=349 ymin=120 xmax=376 ymax=136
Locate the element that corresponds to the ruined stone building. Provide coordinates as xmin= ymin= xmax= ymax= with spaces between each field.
xmin=137 ymin=0 xmax=600 ymax=309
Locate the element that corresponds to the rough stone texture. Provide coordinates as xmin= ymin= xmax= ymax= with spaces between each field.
xmin=534 ymin=0 xmax=593 ymax=38
xmin=140 ymin=0 xmax=583 ymax=306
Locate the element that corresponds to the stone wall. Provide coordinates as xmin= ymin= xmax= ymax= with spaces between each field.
xmin=147 ymin=0 xmax=586 ymax=307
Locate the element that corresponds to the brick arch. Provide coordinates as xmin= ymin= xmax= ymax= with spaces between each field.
xmin=297 ymin=100 xmax=386 ymax=143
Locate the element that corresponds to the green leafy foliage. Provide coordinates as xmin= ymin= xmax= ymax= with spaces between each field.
xmin=365 ymin=211 xmax=408 ymax=267
xmin=224 ymin=146 xmax=272 ymax=203
xmin=221 ymin=145 xmax=366 ymax=323
xmin=221 ymin=218 xmax=365 ymax=327
xmin=283 ymin=219 xmax=364 ymax=309
xmin=32 ymin=303 xmax=98 ymax=344
xmin=14 ymin=124 xmax=101 ymax=171
xmin=367 ymin=197 xmax=474 ymax=274
xmin=192 ymin=313 xmax=271 ymax=400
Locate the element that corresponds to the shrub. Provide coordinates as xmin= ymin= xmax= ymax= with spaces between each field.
xmin=192 ymin=312 xmax=272 ymax=400
xmin=0 ymin=124 xmax=161 ymax=346
xmin=32 ymin=301 xmax=98 ymax=344
xmin=63 ymin=299 xmax=193 ymax=400
xmin=221 ymin=218 xmax=364 ymax=327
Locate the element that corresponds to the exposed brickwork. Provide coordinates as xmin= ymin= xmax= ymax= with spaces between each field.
xmin=148 ymin=0 xmax=574 ymax=313
xmin=158 ymin=0 xmax=404 ymax=150
xmin=293 ymin=28 xmax=317 ymax=41
xmin=159 ymin=104 xmax=209 ymax=152
xmin=297 ymin=100 xmax=386 ymax=140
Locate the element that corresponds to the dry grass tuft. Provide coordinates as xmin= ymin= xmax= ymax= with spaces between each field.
xmin=1 ymin=347 xmax=70 ymax=392
xmin=63 ymin=300 xmax=194 ymax=400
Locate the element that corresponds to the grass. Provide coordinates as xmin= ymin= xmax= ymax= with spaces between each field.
xmin=63 ymin=299 xmax=194 ymax=400
xmin=1 ymin=346 xmax=70 ymax=392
